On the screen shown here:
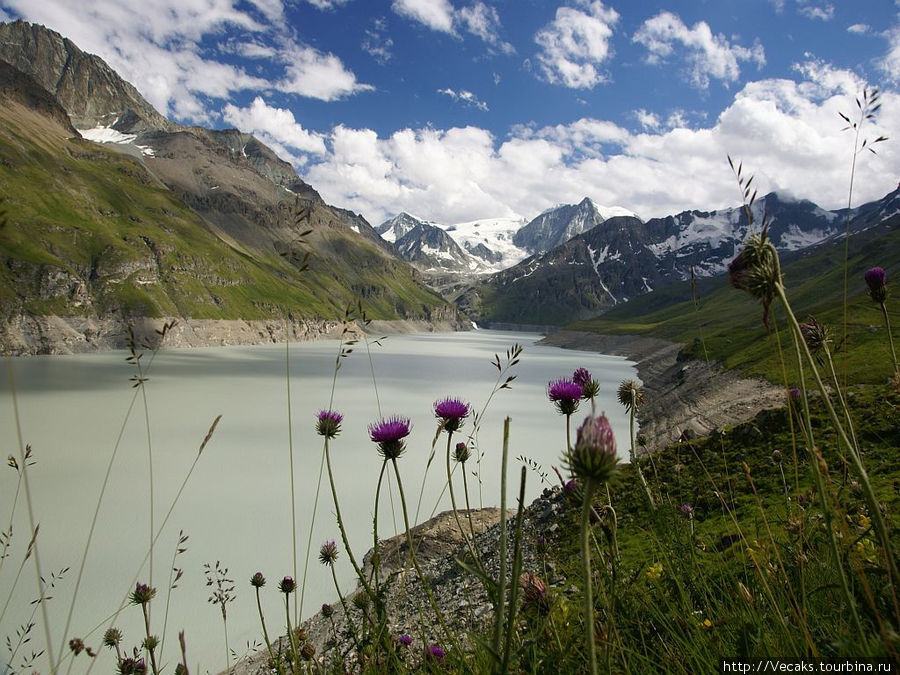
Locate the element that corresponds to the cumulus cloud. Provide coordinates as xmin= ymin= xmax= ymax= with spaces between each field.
xmin=294 ymin=64 xmax=897 ymax=227
xmin=2 ymin=0 xmax=371 ymax=122
xmin=797 ymin=1 xmax=835 ymax=21
xmin=392 ymin=0 xmax=455 ymax=33
xmin=391 ymin=0 xmax=512 ymax=50
xmin=881 ymin=24 xmax=900 ymax=83
xmin=533 ymin=0 xmax=620 ymax=89
xmin=438 ymin=87 xmax=489 ymax=111
xmin=222 ymin=97 xmax=328 ymax=158
xmin=634 ymin=11 xmax=766 ymax=89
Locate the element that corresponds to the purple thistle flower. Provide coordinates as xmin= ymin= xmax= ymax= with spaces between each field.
xmin=566 ymin=413 xmax=619 ymax=484
xmin=321 ymin=603 xmax=334 ymax=618
xmin=316 ymin=409 xmax=343 ymax=439
xmin=573 ymin=368 xmax=600 ymax=399
xmin=397 ymin=634 xmax=413 ymax=646
xmin=318 ymin=540 xmax=339 ymax=566
xmin=278 ymin=576 xmax=295 ymax=594
xmin=434 ymin=397 xmax=471 ymax=433
xmin=548 ymin=378 xmax=583 ymax=416
xmin=250 ymin=572 xmax=266 ymax=588
xmin=865 ymin=266 xmax=887 ymax=303
xmin=679 ymin=503 xmax=694 ymax=518
xmin=129 ymin=582 xmax=156 ymax=606
xmin=368 ymin=416 xmax=411 ymax=460
xmin=424 ymin=644 xmax=446 ymax=664
xmin=453 ymin=441 xmax=471 ymax=464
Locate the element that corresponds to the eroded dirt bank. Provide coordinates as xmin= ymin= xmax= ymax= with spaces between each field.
xmin=540 ymin=330 xmax=783 ymax=453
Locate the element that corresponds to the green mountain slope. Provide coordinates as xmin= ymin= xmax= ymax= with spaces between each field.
xmin=0 ymin=69 xmax=449 ymax=328
xmin=570 ymin=217 xmax=900 ymax=385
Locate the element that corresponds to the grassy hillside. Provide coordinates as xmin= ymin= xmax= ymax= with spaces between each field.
xmin=0 ymin=100 xmax=447 ymax=323
xmin=571 ymin=220 xmax=900 ymax=386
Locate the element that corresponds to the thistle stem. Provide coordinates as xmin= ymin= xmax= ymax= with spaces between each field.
xmin=580 ymin=478 xmax=598 ymax=675
xmin=444 ymin=432 xmax=485 ymax=575
xmin=323 ymin=440 xmax=375 ymax=600
xmin=880 ymin=301 xmax=899 ymax=378
xmin=390 ymin=457 xmax=458 ymax=651
xmin=255 ymin=587 xmax=282 ymax=675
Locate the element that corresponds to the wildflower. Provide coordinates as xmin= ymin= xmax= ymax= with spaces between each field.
xmin=368 ymin=416 xmax=411 ymax=460
xmin=865 ymin=266 xmax=887 ymax=304
xmin=573 ymin=367 xmax=600 ymax=399
xmin=679 ymin=503 xmax=694 ymax=518
xmin=424 ymin=644 xmax=445 ymax=664
xmin=129 ymin=583 xmax=156 ymax=606
xmin=519 ymin=572 xmax=550 ymax=613
xmin=119 ymin=657 xmax=147 ymax=675
xmin=69 ymin=638 xmax=86 ymax=656
xmin=565 ymin=413 xmax=619 ymax=485
xmin=646 ymin=562 xmax=663 ymax=582
xmin=548 ymin=378 xmax=582 ymax=416
xmin=397 ymin=634 xmax=413 ymax=647
xmin=728 ymin=227 xmax=780 ymax=331
xmin=316 ymin=410 xmax=343 ymax=439
xmin=249 ymin=572 xmax=266 ymax=588
xmin=452 ymin=441 xmax=471 ymax=464
xmin=102 ymin=628 xmax=122 ymax=649
xmin=321 ymin=603 xmax=334 ymax=618
xmin=278 ymin=576 xmax=295 ymax=594
xmin=300 ymin=643 xmax=315 ymax=661
xmin=433 ymin=397 xmax=470 ymax=433
xmin=798 ymin=316 xmax=831 ymax=358
xmin=318 ymin=540 xmax=339 ymax=567
xmin=700 ymin=618 xmax=713 ymax=630
xmin=616 ymin=379 xmax=645 ymax=413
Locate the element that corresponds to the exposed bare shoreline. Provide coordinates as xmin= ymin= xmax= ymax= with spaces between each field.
xmin=539 ymin=329 xmax=784 ymax=452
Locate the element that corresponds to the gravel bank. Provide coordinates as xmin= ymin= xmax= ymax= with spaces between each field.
xmin=539 ymin=330 xmax=784 ymax=453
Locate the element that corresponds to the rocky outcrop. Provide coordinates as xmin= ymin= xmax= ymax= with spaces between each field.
xmin=233 ymin=488 xmax=570 ymax=675
xmin=0 ymin=20 xmax=173 ymax=134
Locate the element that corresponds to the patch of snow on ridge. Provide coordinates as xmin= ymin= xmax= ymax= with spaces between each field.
xmin=780 ymin=226 xmax=832 ymax=250
xmin=79 ymin=126 xmax=136 ymax=144
xmin=79 ymin=126 xmax=155 ymax=156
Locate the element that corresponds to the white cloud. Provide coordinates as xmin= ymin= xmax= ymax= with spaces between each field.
xmin=457 ymin=2 xmax=514 ymax=53
xmin=533 ymin=1 xmax=620 ymax=89
xmin=634 ymin=11 xmax=766 ymax=89
xmin=305 ymin=0 xmax=351 ymax=9
xmin=881 ymin=23 xmax=900 ymax=83
xmin=363 ymin=17 xmax=394 ymax=64
xmin=222 ymin=97 xmax=327 ymax=157
xmin=391 ymin=0 xmax=512 ymax=50
xmin=392 ymin=0 xmax=455 ymax=34
xmin=277 ymin=43 xmax=374 ymax=101
xmin=797 ymin=1 xmax=835 ymax=21
xmin=2 ymin=0 xmax=371 ymax=122
xmin=296 ymin=64 xmax=897 ymax=227
xmin=634 ymin=109 xmax=660 ymax=131
xmin=438 ymin=87 xmax=489 ymax=111
xmin=847 ymin=23 xmax=870 ymax=35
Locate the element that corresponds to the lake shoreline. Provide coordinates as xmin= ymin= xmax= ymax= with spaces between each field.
xmin=539 ymin=329 xmax=783 ymax=452
xmin=0 ymin=314 xmax=469 ymax=356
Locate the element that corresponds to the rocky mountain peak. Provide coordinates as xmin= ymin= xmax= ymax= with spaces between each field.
xmin=512 ymin=197 xmax=606 ymax=255
xmin=0 ymin=20 xmax=173 ymax=134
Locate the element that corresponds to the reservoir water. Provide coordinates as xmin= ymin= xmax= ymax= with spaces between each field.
xmin=0 ymin=329 xmax=636 ymax=673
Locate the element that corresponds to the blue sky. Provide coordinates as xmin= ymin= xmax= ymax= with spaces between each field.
xmin=2 ymin=0 xmax=899 ymax=226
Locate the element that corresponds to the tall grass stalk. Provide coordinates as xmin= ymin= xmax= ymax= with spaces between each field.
xmin=579 ymin=478 xmax=598 ymax=675
xmin=56 ymin=324 xmax=173 ymax=670
xmin=5 ymin=357 xmax=56 ymax=675
xmin=283 ymin=320 xmax=299 ymax=624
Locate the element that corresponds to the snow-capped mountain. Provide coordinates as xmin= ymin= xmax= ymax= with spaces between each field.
xmin=513 ymin=197 xmax=638 ymax=255
xmin=388 ymin=216 xmax=487 ymax=273
xmin=465 ymin=190 xmax=893 ymax=326
xmin=376 ymin=212 xmax=436 ymax=243
xmin=444 ymin=216 xmax=529 ymax=271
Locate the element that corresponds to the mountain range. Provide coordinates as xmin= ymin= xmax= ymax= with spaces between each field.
xmin=1 ymin=19 xmax=898 ymax=352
